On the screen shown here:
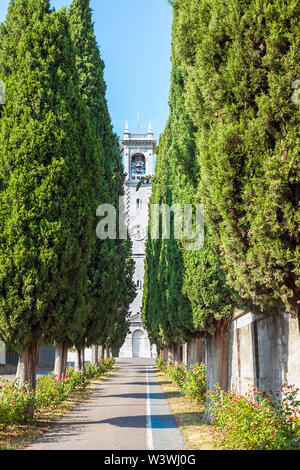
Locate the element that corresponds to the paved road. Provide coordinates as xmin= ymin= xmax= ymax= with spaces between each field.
xmin=24 ymin=358 xmax=186 ymax=451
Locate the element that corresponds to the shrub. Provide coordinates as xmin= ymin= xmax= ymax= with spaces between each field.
xmin=66 ymin=358 xmax=114 ymax=387
xmin=0 ymin=358 xmax=116 ymax=426
xmin=65 ymin=368 xmax=89 ymax=391
xmin=85 ymin=363 xmax=98 ymax=379
xmin=35 ymin=375 xmax=69 ymax=408
xmin=156 ymin=360 xmax=207 ymax=403
xmin=208 ymin=384 xmax=300 ymax=450
xmin=180 ymin=363 xmax=206 ymax=402
xmin=156 ymin=357 xmax=164 ymax=370
xmin=0 ymin=379 xmax=35 ymax=426
xmin=166 ymin=363 xmax=187 ymax=388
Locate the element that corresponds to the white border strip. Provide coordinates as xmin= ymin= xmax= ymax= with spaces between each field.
xmin=146 ymin=367 xmax=153 ymax=450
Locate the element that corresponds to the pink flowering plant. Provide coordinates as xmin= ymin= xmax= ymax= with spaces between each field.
xmin=0 ymin=359 xmax=116 ymax=425
xmin=0 ymin=379 xmax=35 ymax=427
xmin=180 ymin=363 xmax=206 ymax=402
xmin=208 ymin=384 xmax=300 ymax=450
xmin=35 ymin=374 xmax=69 ymax=407
xmin=156 ymin=359 xmax=207 ymax=403
xmin=165 ymin=363 xmax=187 ymax=386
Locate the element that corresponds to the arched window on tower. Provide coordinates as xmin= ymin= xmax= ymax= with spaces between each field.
xmin=136 ymin=199 xmax=143 ymax=210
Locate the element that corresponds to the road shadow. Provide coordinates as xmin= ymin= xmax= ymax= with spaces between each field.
xmin=104 ymin=392 xmax=167 ymax=400
xmin=30 ymin=412 xmax=189 ymax=446
xmin=115 ymin=381 xmax=170 ymax=386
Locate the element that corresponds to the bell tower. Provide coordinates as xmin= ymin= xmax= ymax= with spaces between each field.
xmin=118 ymin=123 xmax=157 ymax=359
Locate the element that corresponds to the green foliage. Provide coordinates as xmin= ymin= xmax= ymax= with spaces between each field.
xmin=84 ymin=357 xmax=115 ymax=379
xmin=164 ymin=362 xmax=187 ymax=386
xmin=174 ymin=0 xmax=300 ymax=315
xmin=142 ymin=0 xmax=236 ymax=347
xmin=67 ymin=0 xmax=135 ymax=350
xmin=156 ymin=360 xmax=207 ymax=403
xmin=0 ymin=379 xmax=35 ymax=427
xmin=144 ymin=0 xmax=299 ymax=350
xmin=0 ymin=359 xmax=115 ymax=425
xmin=208 ymin=384 xmax=300 ymax=450
xmin=64 ymin=367 xmax=89 ymax=390
xmin=35 ymin=375 xmax=69 ymax=407
xmin=0 ymin=0 xmax=102 ymax=352
xmin=179 ymin=363 xmax=206 ymax=401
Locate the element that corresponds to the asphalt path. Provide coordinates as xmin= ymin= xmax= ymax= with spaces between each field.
xmin=24 ymin=358 xmax=186 ymax=451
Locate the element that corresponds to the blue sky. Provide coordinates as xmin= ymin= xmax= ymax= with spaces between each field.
xmin=0 ymin=0 xmax=172 ymax=142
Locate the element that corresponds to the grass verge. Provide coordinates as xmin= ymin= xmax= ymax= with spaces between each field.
xmin=155 ymin=369 xmax=221 ymax=450
xmin=0 ymin=366 xmax=119 ymax=450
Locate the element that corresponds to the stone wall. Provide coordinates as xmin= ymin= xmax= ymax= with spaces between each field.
xmin=228 ymin=311 xmax=300 ymax=395
xmin=0 ymin=345 xmax=55 ymax=369
xmin=161 ymin=311 xmax=300 ymax=398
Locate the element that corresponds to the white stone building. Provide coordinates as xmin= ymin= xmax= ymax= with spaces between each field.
xmin=118 ymin=123 xmax=157 ymax=359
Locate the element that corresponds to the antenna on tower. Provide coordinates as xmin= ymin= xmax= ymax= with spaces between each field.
xmin=137 ymin=112 xmax=140 ymax=132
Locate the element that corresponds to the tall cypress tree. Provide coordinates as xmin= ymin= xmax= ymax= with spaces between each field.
xmin=142 ymin=2 xmax=235 ymax=353
xmin=174 ymin=0 xmax=300 ymax=316
xmin=0 ymin=0 xmax=101 ymax=394
xmin=67 ymin=0 xmax=135 ymax=366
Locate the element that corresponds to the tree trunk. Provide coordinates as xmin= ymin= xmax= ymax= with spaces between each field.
xmin=182 ymin=342 xmax=188 ymax=367
xmin=80 ymin=348 xmax=86 ymax=375
xmin=54 ymin=340 xmax=69 ymax=377
xmin=104 ymin=347 xmax=109 ymax=359
xmin=92 ymin=345 xmax=99 ymax=366
xmin=206 ymin=317 xmax=232 ymax=392
xmin=203 ymin=318 xmax=232 ymax=423
xmin=16 ymin=339 xmax=40 ymax=419
xmin=174 ymin=342 xmax=181 ymax=365
xmin=168 ymin=344 xmax=175 ymax=363
xmin=75 ymin=348 xmax=81 ymax=371
xmin=99 ymin=345 xmax=105 ymax=360
xmin=187 ymin=336 xmax=203 ymax=367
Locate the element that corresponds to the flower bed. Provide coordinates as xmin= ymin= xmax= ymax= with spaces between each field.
xmin=0 ymin=358 xmax=115 ymax=427
xmin=0 ymin=381 xmax=35 ymax=426
xmin=156 ymin=359 xmax=206 ymax=403
xmin=156 ymin=358 xmax=300 ymax=450
xmin=208 ymin=384 xmax=300 ymax=450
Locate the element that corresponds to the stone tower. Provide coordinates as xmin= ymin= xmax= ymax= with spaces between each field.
xmin=118 ymin=123 xmax=157 ymax=359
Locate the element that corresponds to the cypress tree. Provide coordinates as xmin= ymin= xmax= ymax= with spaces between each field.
xmin=175 ymin=0 xmax=300 ymax=316
xmin=0 ymin=0 xmax=101 ymax=394
xmin=142 ymin=1 xmax=235 ymax=355
xmin=67 ymin=0 xmax=135 ymax=366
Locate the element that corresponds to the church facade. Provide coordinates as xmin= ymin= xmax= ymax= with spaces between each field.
xmin=118 ymin=123 xmax=157 ymax=359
